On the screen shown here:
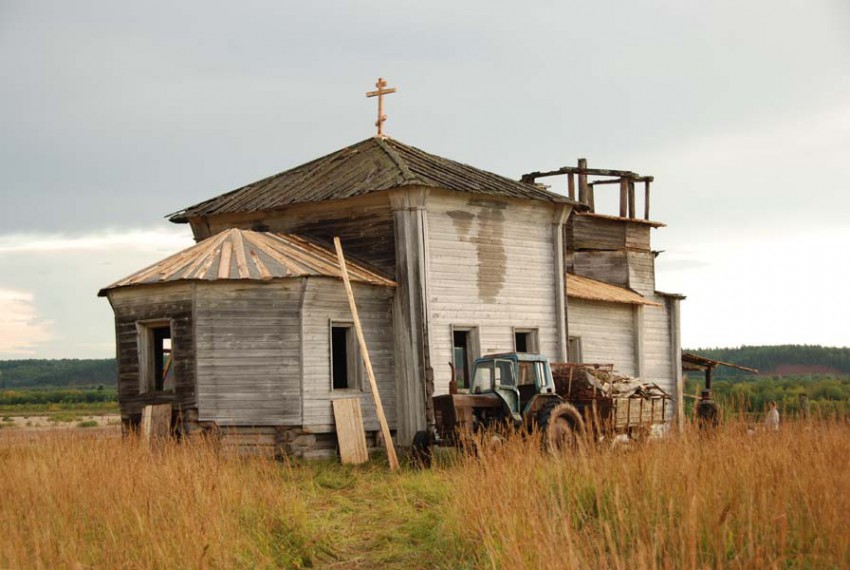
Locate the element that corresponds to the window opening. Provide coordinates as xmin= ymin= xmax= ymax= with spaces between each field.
xmin=568 ymin=336 xmax=583 ymax=364
xmin=331 ymin=324 xmax=357 ymax=390
xmin=452 ymin=329 xmax=471 ymax=389
xmin=514 ymin=329 xmax=539 ymax=353
xmin=140 ymin=322 xmax=174 ymax=394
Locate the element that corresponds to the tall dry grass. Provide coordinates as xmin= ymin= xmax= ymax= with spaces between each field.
xmin=0 ymin=431 xmax=318 ymax=569
xmin=442 ymin=419 xmax=850 ymax=569
xmin=2 ymin=419 xmax=849 ymax=569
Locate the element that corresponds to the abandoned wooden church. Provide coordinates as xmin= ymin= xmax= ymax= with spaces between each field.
xmin=100 ymin=89 xmax=683 ymax=456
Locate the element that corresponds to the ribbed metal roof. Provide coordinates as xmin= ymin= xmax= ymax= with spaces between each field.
xmin=98 ymin=229 xmax=396 ymax=296
xmin=566 ymin=273 xmax=660 ymax=306
xmin=168 ymin=137 xmax=576 ymax=222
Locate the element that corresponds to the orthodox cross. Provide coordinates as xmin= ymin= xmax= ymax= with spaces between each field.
xmin=365 ymin=77 xmax=396 ymax=137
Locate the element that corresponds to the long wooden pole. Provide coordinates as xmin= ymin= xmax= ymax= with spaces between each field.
xmin=333 ymin=237 xmax=400 ymax=471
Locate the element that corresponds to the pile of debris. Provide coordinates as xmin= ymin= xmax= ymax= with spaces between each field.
xmin=551 ymin=362 xmax=671 ymax=401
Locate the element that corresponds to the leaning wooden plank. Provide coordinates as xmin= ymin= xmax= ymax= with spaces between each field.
xmin=141 ymin=403 xmax=172 ymax=441
xmin=333 ymin=237 xmax=400 ymax=471
xmin=332 ymin=398 xmax=369 ymax=464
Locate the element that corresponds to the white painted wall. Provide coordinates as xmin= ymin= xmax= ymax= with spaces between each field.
xmin=426 ymin=191 xmax=561 ymax=396
xmin=567 ymin=298 xmax=637 ymax=376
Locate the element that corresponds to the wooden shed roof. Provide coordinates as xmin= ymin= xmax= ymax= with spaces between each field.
xmin=566 ymin=273 xmax=661 ymax=306
xmin=168 ymin=137 xmax=579 ymax=222
xmin=98 ymin=229 xmax=396 ymax=296
xmin=682 ymin=352 xmax=758 ymax=374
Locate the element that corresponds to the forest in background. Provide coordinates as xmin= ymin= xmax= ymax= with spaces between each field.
xmin=0 ymin=346 xmax=848 ymax=415
xmin=0 ymin=360 xmax=115 ymax=389
xmin=1 ymin=346 xmax=849 ymax=388
xmin=688 ymin=344 xmax=850 ymax=377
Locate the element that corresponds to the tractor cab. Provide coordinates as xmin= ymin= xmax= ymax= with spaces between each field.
xmin=470 ymin=353 xmax=557 ymax=421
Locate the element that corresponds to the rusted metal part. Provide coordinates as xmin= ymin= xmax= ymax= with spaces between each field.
xmin=98 ymin=228 xmax=396 ymax=295
xmin=550 ymin=362 xmax=672 ymax=433
xmin=432 ymin=393 xmax=504 ymax=443
xmin=169 ymin=137 xmax=579 ymax=223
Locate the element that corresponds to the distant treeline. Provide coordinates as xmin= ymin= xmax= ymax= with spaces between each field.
xmin=0 ymin=387 xmax=117 ymax=406
xmin=685 ymin=345 xmax=850 ymax=378
xmin=0 ymin=360 xmax=116 ymax=389
xmin=685 ymin=375 xmax=850 ymax=417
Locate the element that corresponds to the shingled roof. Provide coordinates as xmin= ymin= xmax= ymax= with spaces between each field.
xmin=168 ymin=137 xmax=577 ymax=222
xmin=98 ymin=229 xmax=395 ymax=296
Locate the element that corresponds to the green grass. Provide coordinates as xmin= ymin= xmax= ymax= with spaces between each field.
xmin=0 ymin=401 xmax=118 ymax=417
xmin=76 ymin=420 xmax=99 ymax=428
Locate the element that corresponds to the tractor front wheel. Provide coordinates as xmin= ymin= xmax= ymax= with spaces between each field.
xmin=536 ymin=402 xmax=585 ymax=453
xmin=411 ymin=430 xmax=434 ymax=468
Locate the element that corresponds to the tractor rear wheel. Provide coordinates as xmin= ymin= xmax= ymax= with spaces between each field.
xmin=536 ymin=402 xmax=585 ymax=453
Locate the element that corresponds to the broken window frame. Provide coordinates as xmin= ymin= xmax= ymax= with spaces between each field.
xmin=513 ymin=327 xmax=539 ymax=354
xmin=136 ymin=319 xmax=176 ymax=395
xmin=450 ymin=325 xmax=480 ymax=391
xmin=329 ymin=321 xmax=361 ymax=392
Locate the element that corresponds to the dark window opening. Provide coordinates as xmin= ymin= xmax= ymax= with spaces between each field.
xmin=514 ymin=329 xmax=538 ymax=354
xmin=331 ymin=325 xmax=356 ymax=390
xmin=152 ymin=327 xmax=173 ymax=392
xmin=515 ymin=332 xmax=529 ymax=353
xmin=453 ymin=330 xmax=471 ymax=390
xmin=140 ymin=322 xmax=174 ymax=394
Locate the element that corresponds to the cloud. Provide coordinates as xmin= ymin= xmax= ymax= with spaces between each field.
xmin=0 ymin=226 xmax=194 ymax=359
xmin=0 ymin=289 xmax=53 ymax=356
xmin=656 ymin=226 xmax=850 ymax=348
xmin=0 ymin=227 xmax=192 ymax=255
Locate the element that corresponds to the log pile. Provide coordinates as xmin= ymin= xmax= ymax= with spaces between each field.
xmin=551 ymin=362 xmax=671 ymax=402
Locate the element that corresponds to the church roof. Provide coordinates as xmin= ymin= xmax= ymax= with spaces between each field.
xmin=168 ymin=137 xmax=577 ymax=222
xmin=566 ymin=273 xmax=660 ymax=306
xmin=98 ymin=229 xmax=396 ymax=296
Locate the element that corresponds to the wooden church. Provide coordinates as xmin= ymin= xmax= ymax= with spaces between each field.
xmin=99 ymin=81 xmax=683 ymax=456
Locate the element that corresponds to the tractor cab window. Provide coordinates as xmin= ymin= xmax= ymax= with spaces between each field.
xmin=471 ymin=359 xmax=515 ymax=393
xmin=471 ymin=362 xmax=493 ymax=394
xmin=517 ymin=362 xmax=538 ymax=386
xmin=494 ymin=360 xmax=515 ymax=388
xmin=517 ymin=361 xmax=543 ymax=408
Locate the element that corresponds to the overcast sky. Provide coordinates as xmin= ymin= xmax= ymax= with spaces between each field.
xmin=1 ymin=0 xmax=849 ymax=359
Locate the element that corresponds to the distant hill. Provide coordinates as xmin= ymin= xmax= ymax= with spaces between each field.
xmin=0 ymin=359 xmax=116 ymax=389
xmin=686 ymin=345 xmax=850 ymax=378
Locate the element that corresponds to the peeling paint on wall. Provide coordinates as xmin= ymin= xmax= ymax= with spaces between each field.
xmin=473 ymin=205 xmax=506 ymax=303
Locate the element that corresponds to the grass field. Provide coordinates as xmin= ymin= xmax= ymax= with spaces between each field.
xmin=1 ymin=419 xmax=849 ymax=569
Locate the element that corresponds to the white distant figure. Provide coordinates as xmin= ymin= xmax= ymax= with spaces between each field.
xmin=765 ymin=401 xmax=780 ymax=432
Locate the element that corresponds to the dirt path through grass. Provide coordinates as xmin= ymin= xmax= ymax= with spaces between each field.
xmin=287 ymin=460 xmax=466 ymax=568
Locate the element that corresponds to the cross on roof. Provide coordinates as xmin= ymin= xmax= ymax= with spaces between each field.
xmin=365 ymin=77 xmax=396 ymax=137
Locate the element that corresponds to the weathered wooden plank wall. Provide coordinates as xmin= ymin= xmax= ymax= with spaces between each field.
xmin=390 ymin=188 xmax=431 ymax=446
xmin=626 ymin=250 xmax=656 ymax=296
xmin=567 ymin=298 xmax=637 ymax=376
xmin=198 ymin=194 xmax=397 ymax=275
xmin=641 ymin=298 xmax=675 ymax=395
xmin=108 ymin=284 xmax=196 ymax=420
xmin=426 ymin=191 xmax=562 ymax=396
xmin=194 ymin=281 xmax=302 ymax=425
xmin=300 ymin=278 xmax=396 ymax=433
xmin=571 ymin=250 xmax=629 ymax=286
